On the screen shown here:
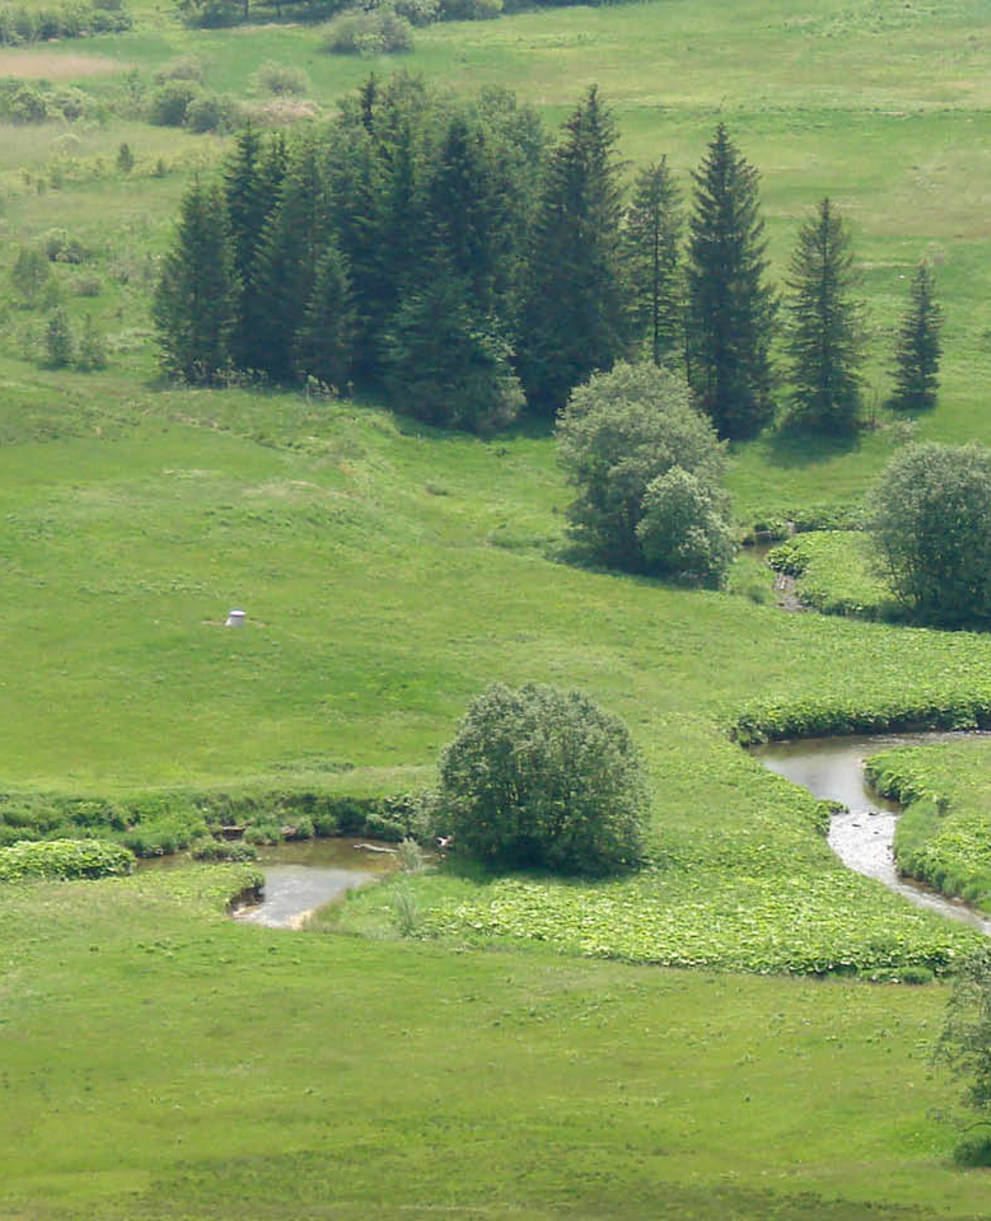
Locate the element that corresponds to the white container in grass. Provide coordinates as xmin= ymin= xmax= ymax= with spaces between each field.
xmin=225 ymin=609 xmax=246 ymax=628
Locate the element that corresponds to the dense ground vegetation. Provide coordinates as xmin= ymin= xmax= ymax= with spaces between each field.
xmin=4 ymin=0 xmax=991 ymax=1215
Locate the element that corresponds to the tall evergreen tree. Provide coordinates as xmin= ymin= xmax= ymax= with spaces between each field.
xmin=623 ymin=157 xmax=682 ymax=367
xmin=685 ymin=123 xmax=776 ymax=440
xmin=385 ymin=253 xmax=523 ymax=434
xmin=253 ymin=137 xmax=328 ymax=381
xmin=889 ymin=260 xmax=942 ymax=412
xmin=294 ymin=241 xmax=354 ymax=391
xmin=222 ymin=125 xmax=286 ymax=369
xmin=784 ymin=197 xmax=864 ymax=434
xmin=517 ymin=84 xmax=630 ymax=417
xmin=152 ymin=179 xmax=236 ymax=384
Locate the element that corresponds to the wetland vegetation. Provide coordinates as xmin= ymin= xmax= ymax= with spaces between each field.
xmin=4 ymin=0 xmax=991 ymax=1216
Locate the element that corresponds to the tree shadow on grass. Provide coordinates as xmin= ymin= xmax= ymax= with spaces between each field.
xmin=757 ymin=423 xmax=863 ymax=470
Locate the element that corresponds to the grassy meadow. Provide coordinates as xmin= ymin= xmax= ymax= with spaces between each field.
xmin=4 ymin=0 xmax=991 ymax=1215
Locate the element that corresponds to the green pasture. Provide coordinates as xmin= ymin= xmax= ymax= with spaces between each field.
xmin=4 ymin=0 xmax=991 ymax=1215
xmin=1 ymin=869 xmax=990 ymax=1221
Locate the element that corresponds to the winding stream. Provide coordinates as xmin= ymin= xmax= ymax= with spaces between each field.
xmin=755 ymin=732 xmax=991 ymax=933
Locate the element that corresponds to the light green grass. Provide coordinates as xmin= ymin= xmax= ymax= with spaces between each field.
xmin=0 ymin=868 xmax=989 ymax=1221
xmin=768 ymin=530 xmax=902 ymax=620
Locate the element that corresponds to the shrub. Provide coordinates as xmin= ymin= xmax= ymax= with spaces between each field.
xmin=153 ymin=54 xmax=206 ymax=84
xmin=44 ymin=308 xmax=75 ymax=368
xmin=10 ymin=247 xmax=53 ymax=308
xmin=439 ymin=0 xmax=501 ymax=17
xmin=8 ymin=84 xmax=48 ymax=122
xmin=76 ymin=314 xmax=107 ymax=370
xmin=42 ymin=229 xmax=88 ymax=265
xmin=867 ymin=442 xmax=991 ymax=627
xmin=0 ymin=838 xmax=133 ymax=881
xmin=184 ymin=92 xmax=242 ymax=134
xmin=556 ymin=361 xmax=732 ymax=580
xmin=323 ymin=7 xmax=414 ymax=55
xmin=148 ymin=80 xmax=202 ymax=127
xmin=437 ymin=682 xmax=649 ymax=876
xmin=252 ymin=60 xmax=310 ymax=97
xmin=116 ymin=142 xmax=134 ymax=174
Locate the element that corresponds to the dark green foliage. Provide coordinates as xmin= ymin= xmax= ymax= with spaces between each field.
xmin=0 ymin=839 xmax=133 ymax=881
xmin=185 ymin=92 xmax=242 ymax=134
xmin=623 ymin=157 xmax=682 ymax=367
xmin=438 ymin=682 xmax=648 ymax=875
xmin=556 ymin=361 xmax=729 ymax=576
xmin=868 ymin=442 xmax=991 ymax=626
xmin=784 ymin=198 xmax=864 ymax=434
xmin=889 ymin=261 xmax=942 ymax=412
xmin=148 ymin=80 xmax=202 ymax=127
xmin=685 ymin=123 xmax=776 ymax=440
xmin=936 ymin=947 xmax=991 ymax=1125
xmin=153 ymin=180 xmax=237 ymax=383
xmin=222 ymin=127 xmax=287 ymax=370
xmin=294 ymin=241 xmax=355 ymax=390
xmin=116 ymin=142 xmax=134 ymax=174
xmin=384 ymin=260 xmax=523 ymax=432
xmin=517 ymin=85 xmax=630 ymax=416
xmin=44 ymin=308 xmax=74 ymax=368
xmin=253 ymin=138 xmax=329 ymax=380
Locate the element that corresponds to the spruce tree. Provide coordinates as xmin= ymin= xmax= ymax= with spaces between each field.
xmin=253 ymin=137 xmax=328 ymax=381
xmin=385 ymin=255 xmax=523 ymax=434
xmin=685 ymin=124 xmax=776 ymax=440
xmin=222 ymin=125 xmax=286 ymax=370
xmin=152 ymin=179 xmax=236 ymax=384
xmin=517 ymin=84 xmax=630 ymax=417
xmin=889 ymin=260 xmax=942 ymax=412
xmin=623 ymin=157 xmax=682 ymax=367
xmin=784 ymin=197 xmax=864 ymax=434
xmin=294 ymin=241 xmax=354 ymax=391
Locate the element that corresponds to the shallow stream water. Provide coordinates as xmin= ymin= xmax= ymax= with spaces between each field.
xmin=755 ymin=732 xmax=991 ymax=933
xmin=232 ymin=837 xmax=395 ymax=929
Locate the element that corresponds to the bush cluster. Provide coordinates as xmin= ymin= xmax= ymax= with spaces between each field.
xmin=322 ymin=7 xmax=414 ymax=55
xmin=0 ymin=0 xmax=132 ymax=44
xmin=0 ymin=838 xmax=134 ymax=881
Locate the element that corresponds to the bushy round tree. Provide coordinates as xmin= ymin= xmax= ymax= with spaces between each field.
xmin=438 ymin=682 xmax=649 ymax=876
xmin=556 ymin=360 xmax=733 ymax=583
xmin=868 ymin=442 xmax=991 ymax=626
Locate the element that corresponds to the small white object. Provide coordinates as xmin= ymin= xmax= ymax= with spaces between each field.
xmin=225 ymin=609 xmax=246 ymax=627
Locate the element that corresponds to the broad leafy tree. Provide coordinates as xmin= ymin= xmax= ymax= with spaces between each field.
xmin=935 ymin=947 xmax=991 ymax=1165
xmin=153 ymin=179 xmax=236 ymax=383
xmin=889 ymin=260 xmax=942 ymax=412
xmin=784 ymin=197 xmax=864 ymax=434
xmin=438 ymin=682 xmax=648 ymax=876
xmin=517 ymin=85 xmax=630 ymax=417
xmin=623 ymin=156 xmax=682 ymax=367
xmin=556 ymin=361 xmax=731 ymax=581
xmin=685 ymin=123 xmax=776 ymax=440
xmin=868 ymin=442 xmax=991 ymax=626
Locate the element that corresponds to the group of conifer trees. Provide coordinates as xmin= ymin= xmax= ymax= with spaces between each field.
xmin=154 ymin=74 xmax=942 ymax=439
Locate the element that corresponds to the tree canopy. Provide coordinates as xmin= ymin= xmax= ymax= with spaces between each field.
xmin=556 ymin=361 xmax=732 ymax=584
xmin=438 ymin=682 xmax=649 ymax=876
xmin=868 ymin=442 xmax=991 ymax=626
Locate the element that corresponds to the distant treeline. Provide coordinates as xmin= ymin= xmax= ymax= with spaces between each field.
xmin=155 ymin=74 xmax=665 ymax=431
xmin=178 ymin=0 xmax=613 ymax=30
xmin=156 ymin=72 xmax=939 ymax=438
xmin=0 ymin=0 xmax=132 ymax=44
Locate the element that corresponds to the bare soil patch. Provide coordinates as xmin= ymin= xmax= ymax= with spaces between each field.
xmin=0 ymin=50 xmax=126 ymax=79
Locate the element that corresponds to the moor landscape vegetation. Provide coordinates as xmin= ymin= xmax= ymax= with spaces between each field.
xmin=8 ymin=0 xmax=991 ymax=1217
